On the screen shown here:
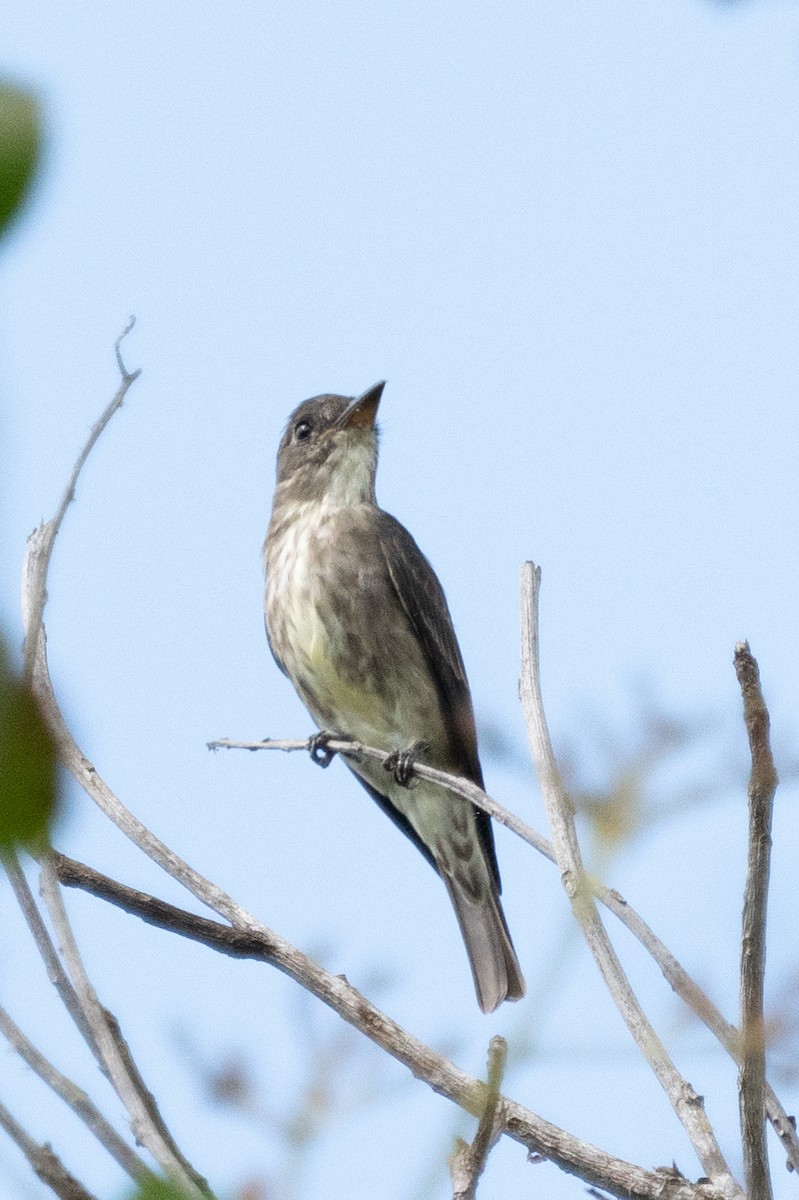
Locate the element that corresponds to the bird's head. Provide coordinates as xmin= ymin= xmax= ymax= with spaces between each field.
xmin=274 ymin=381 xmax=384 ymax=507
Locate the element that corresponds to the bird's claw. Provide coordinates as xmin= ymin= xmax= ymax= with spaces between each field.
xmin=384 ymin=740 xmax=429 ymax=787
xmin=308 ymin=731 xmax=337 ymax=768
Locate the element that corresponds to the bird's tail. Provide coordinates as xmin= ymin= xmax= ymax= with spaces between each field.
xmin=444 ymin=876 xmax=526 ymax=1014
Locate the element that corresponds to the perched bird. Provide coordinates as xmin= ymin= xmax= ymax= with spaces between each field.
xmin=263 ymin=382 xmax=525 ymax=1012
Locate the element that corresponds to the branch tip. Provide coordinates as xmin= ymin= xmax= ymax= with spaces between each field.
xmin=114 ymin=316 xmax=138 ymax=379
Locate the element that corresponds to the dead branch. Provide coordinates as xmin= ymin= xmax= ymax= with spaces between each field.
xmin=519 ymin=561 xmax=743 ymax=1199
xmin=38 ymin=854 xmax=213 ymax=1199
xmin=0 ymin=1002 xmax=147 ymax=1182
xmin=449 ymin=1036 xmax=507 ymax=1200
xmin=48 ymin=851 xmax=726 ymax=1200
xmin=735 ymin=641 xmax=778 ymax=1199
xmin=0 ymin=1099 xmax=99 ymax=1200
xmin=21 ymin=316 xmax=140 ymax=681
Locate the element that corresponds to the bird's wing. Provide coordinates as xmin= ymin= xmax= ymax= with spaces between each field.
xmin=374 ymin=512 xmax=500 ymax=888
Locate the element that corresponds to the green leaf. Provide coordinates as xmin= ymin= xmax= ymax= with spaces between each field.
xmin=0 ymin=646 xmax=58 ymax=848
xmin=0 ymin=81 xmax=42 ymax=241
xmin=126 ymin=1179 xmax=200 ymax=1200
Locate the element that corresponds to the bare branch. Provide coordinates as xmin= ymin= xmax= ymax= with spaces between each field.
xmin=6 ymin=853 xmax=197 ymax=1187
xmin=11 ymin=335 xmax=215 ymax=1195
xmin=4 ymin=851 xmax=99 ymax=1054
xmin=519 ymin=562 xmax=743 ymax=1198
xmin=22 ymin=661 xmax=706 ymax=1200
xmin=209 ymin=735 xmax=558 ymax=857
xmin=49 ymin=853 xmax=726 ymax=1200
xmin=449 ymin=1036 xmax=507 ymax=1200
xmin=21 ymin=317 xmax=140 ymax=680
xmin=209 ymin=739 xmax=799 ymax=1173
xmin=734 ymin=642 xmax=778 ymax=1200
xmin=0 ymin=1098 xmax=99 ymax=1200
xmin=0 ymin=1002 xmax=147 ymax=1182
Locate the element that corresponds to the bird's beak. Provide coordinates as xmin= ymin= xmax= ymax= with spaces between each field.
xmin=339 ymin=381 xmax=385 ymax=429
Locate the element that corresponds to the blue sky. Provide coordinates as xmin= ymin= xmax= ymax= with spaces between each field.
xmin=1 ymin=2 xmax=799 ymax=1198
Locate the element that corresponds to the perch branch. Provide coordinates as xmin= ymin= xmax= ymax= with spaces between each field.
xmin=519 ymin=561 xmax=742 ymax=1199
xmin=734 ymin=641 xmax=777 ymax=1200
xmin=209 ymin=737 xmax=799 ymax=1172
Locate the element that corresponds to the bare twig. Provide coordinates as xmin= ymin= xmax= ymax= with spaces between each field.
xmin=13 ymin=332 xmax=213 ymax=1197
xmin=38 ymin=854 xmax=212 ymax=1199
xmin=0 ymin=1099 xmax=99 ymax=1200
xmin=519 ymin=562 xmax=743 ymax=1199
xmin=21 ymin=317 xmax=140 ymax=680
xmin=4 ymin=851 xmax=99 ymax=1054
xmin=209 ymin=735 xmax=559 ymax=857
xmin=734 ymin=642 xmax=778 ymax=1200
xmin=5 ymin=854 xmax=186 ymax=1187
xmin=0 ymin=1003 xmax=148 ymax=1182
xmin=48 ymin=853 xmax=726 ymax=1200
xmin=210 ymin=737 xmax=799 ymax=1173
xmin=449 ymin=1036 xmax=507 ymax=1200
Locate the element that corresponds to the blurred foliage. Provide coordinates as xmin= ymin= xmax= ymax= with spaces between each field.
xmin=0 ymin=80 xmax=41 ymax=242
xmin=0 ymin=638 xmax=58 ymax=848
xmin=557 ymin=685 xmax=738 ymax=859
xmin=126 ymin=1180 xmax=199 ymax=1200
xmin=0 ymin=79 xmax=51 ymax=842
xmin=176 ymin=963 xmax=405 ymax=1200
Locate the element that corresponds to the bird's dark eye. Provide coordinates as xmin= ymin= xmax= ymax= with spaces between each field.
xmin=294 ymin=419 xmax=312 ymax=442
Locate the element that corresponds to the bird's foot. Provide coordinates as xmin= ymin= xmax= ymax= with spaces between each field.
xmin=308 ymin=731 xmax=337 ymax=768
xmin=384 ymin=740 xmax=429 ymax=787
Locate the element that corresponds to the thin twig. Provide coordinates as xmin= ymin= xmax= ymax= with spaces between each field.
xmin=734 ymin=642 xmax=777 ymax=1200
xmin=209 ymin=737 xmax=799 ymax=1173
xmin=519 ymin=562 xmax=743 ymax=1199
xmin=4 ymin=851 xmax=99 ymax=1055
xmin=12 ymin=332 xmax=212 ymax=1196
xmin=0 ymin=1098 xmax=99 ymax=1200
xmin=48 ymin=853 xmax=726 ymax=1200
xmin=38 ymin=854 xmax=212 ymax=1199
xmin=449 ymin=1036 xmax=507 ymax=1200
xmin=5 ymin=854 xmax=167 ymax=1186
xmin=22 ymin=317 xmax=140 ymax=680
xmin=209 ymin=735 xmax=559 ymax=856
xmin=0 ymin=1003 xmax=148 ymax=1182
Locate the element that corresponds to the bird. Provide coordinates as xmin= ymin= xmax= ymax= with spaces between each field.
xmin=262 ymin=381 xmax=525 ymax=1012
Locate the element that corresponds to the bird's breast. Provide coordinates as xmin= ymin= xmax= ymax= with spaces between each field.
xmin=265 ymin=502 xmax=333 ymax=673
xmin=264 ymin=504 xmax=446 ymax=750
